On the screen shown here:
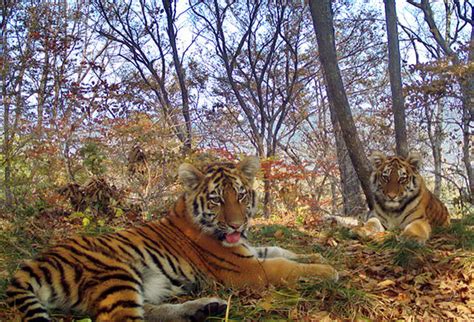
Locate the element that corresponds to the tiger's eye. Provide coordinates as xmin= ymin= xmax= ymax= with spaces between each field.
xmin=209 ymin=195 xmax=221 ymax=205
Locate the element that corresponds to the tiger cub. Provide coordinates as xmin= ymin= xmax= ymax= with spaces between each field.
xmin=354 ymin=152 xmax=450 ymax=244
xmin=7 ymin=157 xmax=338 ymax=322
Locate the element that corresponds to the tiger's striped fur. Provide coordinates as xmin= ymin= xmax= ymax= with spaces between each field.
xmin=7 ymin=157 xmax=338 ymax=322
xmin=355 ymin=152 xmax=450 ymax=243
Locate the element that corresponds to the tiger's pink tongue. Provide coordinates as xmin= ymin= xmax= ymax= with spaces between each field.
xmin=225 ymin=232 xmax=241 ymax=243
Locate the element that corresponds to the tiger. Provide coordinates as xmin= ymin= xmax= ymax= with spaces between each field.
xmin=354 ymin=152 xmax=450 ymax=244
xmin=7 ymin=156 xmax=338 ymax=322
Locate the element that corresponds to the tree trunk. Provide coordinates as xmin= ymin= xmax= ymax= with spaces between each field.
xmin=162 ymin=0 xmax=192 ymax=153
xmin=384 ymin=0 xmax=408 ymax=157
xmin=1 ymin=3 xmax=13 ymax=207
xmin=331 ymin=108 xmax=366 ymax=217
xmin=460 ymin=25 xmax=474 ymax=202
xmin=309 ymin=0 xmax=374 ymax=210
xmin=426 ymin=101 xmax=443 ymax=197
xmin=37 ymin=43 xmax=50 ymax=136
xmin=433 ymin=101 xmax=443 ymax=196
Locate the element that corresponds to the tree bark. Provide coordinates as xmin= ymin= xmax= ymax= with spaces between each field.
xmin=460 ymin=26 xmax=474 ymax=202
xmin=384 ymin=0 xmax=408 ymax=157
xmin=162 ymin=0 xmax=192 ymax=153
xmin=1 ymin=0 xmax=13 ymax=207
xmin=309 ymin=0 xmax=374 ymax=210
xmin=425 ymin=101 xmax=443 ymax=197
xmin=330 ymin=106 xmax=366 ymax=217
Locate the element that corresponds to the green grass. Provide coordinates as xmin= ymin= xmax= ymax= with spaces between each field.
xmin=434 ymin=212 xmax=474 ymax=250
xmin=0 ymin=207 xmax=52 ymax=301
xmin=299 ymin=279 xmax=379 ymax=320
xmin=373 ymin=234 xmax=432 ymax=268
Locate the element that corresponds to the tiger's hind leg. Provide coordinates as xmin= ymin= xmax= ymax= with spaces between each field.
xmin=144 ymin=297 xmax=227 ymax=322
xmin=89 ymin=273 xmax=145 ymax=322
xmin=401 ymin=218 xmax=431 ymax=244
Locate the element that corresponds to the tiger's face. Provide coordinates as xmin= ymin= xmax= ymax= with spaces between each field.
xmin=370 ymin=152 xmax=422 ymax=211
xmin=178 ymin=157 xmax=259 ymax=247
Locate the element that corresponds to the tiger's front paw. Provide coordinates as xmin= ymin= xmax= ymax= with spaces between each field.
xmin=309 ymin=263 xmax=339 ymax=282
xmin=401 ymin=220 xmax=431 ymax=244
xmin=185 ymin=297 xmax=227 ymax=322
xmin=400 ymin=230 xmax=428 ymax=244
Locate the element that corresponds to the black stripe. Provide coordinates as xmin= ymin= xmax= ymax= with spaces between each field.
xmin=193 ymin=199 xmax=200 ymax=216
xmin=164 ymin=254 xmax=178 ymax=275
xmin=80 ymin=236 xmax=95 ymax=249
xmin=59 ymin=244 xmax=126 ymax=273
xmin=114 ymin=233 xmax=146 ymax=260
xmin=24 ymin=307 xmax=48 ymax=318
xmin=151 ymin=224 xmax=206 ymax=282
xmin=95 ymin=237 xmax=118 ymax=254
xmin=22 ymin=266 xmax=42 ymax=285
xmin=97 ymin=300 xmax=142 ymax=315
xmin=48 ymin=252 xmax=76 ymax=268
xmin=130 ymin=230 xmax=166 ymax=258
xmin=11 ymin=278 xmax=34 ymax=292
xmin=117 ymin=244 xmax=137 ymax=261
xmin=398 ymin=192 xmax=420 ymax=214
xmin=38 ymin=265 xmax=53 ymax=285
xmin=10 ymin=295 xmax=36 ymax=307
xmin=70 ymin=238 xmax=89 ymax=250
xmin=38 ymin=265 xmax=58 ymax=300
xmin=50 ymin=257 xmax=70 ymax=297
xmin=98 ymin=273 xmax=141 ymax=286
xmin=17 ymin=298 xmax=39 ymax=311
xmin=6 ymin=290 xmax=28 ymax=301
xmin=399 ymin=198 xmax=423 ymax=226
xmin=143 ymin=248 xmax=182 ymax=287
xmin=48 ymin=253 xmax=79 ymax=297
xmin=95 ymin=285 xmax=138 ymax=303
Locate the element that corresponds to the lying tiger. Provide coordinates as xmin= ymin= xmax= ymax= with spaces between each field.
xmin=354 ymin=152 xmax=450 ymax=243
xmin=7 ymin=157 xmax=338 ymax=322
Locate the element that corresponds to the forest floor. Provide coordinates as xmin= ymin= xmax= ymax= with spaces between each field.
xmin=0 ymin=208 xmax=473 ymax=321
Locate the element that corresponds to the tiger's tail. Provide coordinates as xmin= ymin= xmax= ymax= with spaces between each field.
xmin=6 ymin=268 xmax=51 ymax=322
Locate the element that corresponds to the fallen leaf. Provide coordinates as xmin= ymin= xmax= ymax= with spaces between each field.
xmin=274 ymin=229 xmax=284 ymax=238
xmin=377 ymin=279 xmax=396 ymax=288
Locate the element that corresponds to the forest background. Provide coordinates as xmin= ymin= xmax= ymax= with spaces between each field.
xmin=0 ymin=0 xmax=473 ymax=319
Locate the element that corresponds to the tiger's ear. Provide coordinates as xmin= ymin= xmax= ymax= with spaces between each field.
xmin=237 ymin=156 xmax=260 ymax=182
xmin=178 ymin=163 xmax=203 ymax=190
xmin=369 ymin=151 xmax=386 ymax=168
xmin=406 ymin=152 xmax=422 ymax=171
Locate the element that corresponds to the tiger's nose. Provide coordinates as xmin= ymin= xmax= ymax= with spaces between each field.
xmin=387 ymin=192 xmax=397 ymax=200
xmin=228 ymin=222 xmax=243 ymax=229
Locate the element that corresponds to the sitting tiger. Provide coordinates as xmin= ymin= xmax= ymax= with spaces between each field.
xmin=354 ymin=152 xmax=450 ymax=244
xmin=7 ymin=157 xmax=338 ymax=322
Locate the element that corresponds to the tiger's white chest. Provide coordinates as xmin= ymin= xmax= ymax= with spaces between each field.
xmin=374 ymin=193 xmax=423 ymax=230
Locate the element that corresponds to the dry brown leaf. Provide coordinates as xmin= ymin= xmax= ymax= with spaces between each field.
xmin=273 ymin=229 xmax=284 ymax=239
xmin=377 ymin=279 xmax=396 ymax=288
xmin=310 ymin=311 xmax=331 ymax=321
